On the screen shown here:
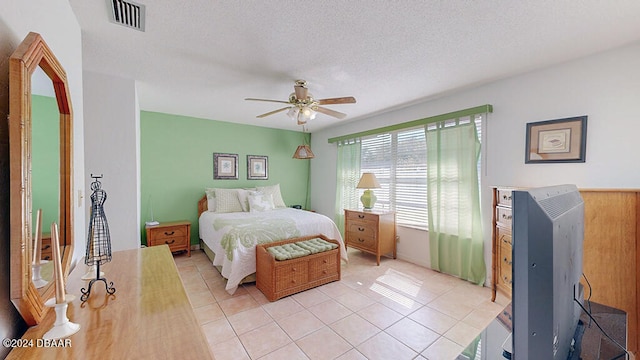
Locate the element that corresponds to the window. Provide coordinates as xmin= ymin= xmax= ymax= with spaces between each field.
xmin=358 ymin=116 xmax=482 ymax=230
xmin=360 ymin=127 xmax=428 ymax=229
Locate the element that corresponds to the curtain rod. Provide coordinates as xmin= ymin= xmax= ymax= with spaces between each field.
xmin=328 ymin=104 xmax=493 ymax=143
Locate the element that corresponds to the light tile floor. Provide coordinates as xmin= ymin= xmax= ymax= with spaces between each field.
xmin=174 ymin=248 xmax=510 ymax=360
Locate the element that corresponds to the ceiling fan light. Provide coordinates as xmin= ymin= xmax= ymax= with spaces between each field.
xmin=287 ymin=107 xmax=299 ymax=120
xmin=295 ymin=106 xmax=316 ymax=124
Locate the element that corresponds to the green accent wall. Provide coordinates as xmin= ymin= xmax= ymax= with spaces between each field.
xmin=31 ymin=95 xmax=60 ymax=232
xmin=140 ymin=111 xmax=312 ymax=245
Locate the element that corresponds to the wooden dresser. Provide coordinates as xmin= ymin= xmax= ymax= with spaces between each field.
xmin=344 ymin=209 xmax=396 ymax=265
xmin=146 ymin=220 xmax=191 ymax=256
xmin=490 ymin=187 xmax=514 ymax=301
xmin=7 ymin=246 xmax=212 ymax=359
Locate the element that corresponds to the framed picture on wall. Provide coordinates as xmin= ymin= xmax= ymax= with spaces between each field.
xmin=525 ymin=116 xmax=587 ymax=163
xmin=213 ymin=153 xmax=239 ymax=179
xmin=247 ymin=155 xmax=268 ymax=180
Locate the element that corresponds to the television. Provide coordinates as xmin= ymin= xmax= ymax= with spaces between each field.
xmin=512 ymin=184 xmax=585 ymax=360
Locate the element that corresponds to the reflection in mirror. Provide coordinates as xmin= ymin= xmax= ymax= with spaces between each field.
xmin=31 ymin=210 xmax=50 ymax=288
xmin=31 ymin=66 xmax=61 ymax=292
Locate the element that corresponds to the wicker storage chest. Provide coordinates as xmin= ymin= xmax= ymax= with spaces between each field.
xmin=256 ymin=234 xmax=341 ymax=302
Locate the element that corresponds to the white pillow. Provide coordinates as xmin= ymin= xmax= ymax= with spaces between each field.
xmin=256 ymin=184 xmax=286 ymax=208
xmin=214 ymin=188 xmax=243 ymax=213
xmin=237 ymin=188 xmax=255 ymax=212
xmin=205 ymin=188 xmax=216 ymax=212
xmin=248 ymin=193 xmax=275 ymax=212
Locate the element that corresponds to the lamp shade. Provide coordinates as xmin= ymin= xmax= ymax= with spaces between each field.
xmin=293 ymin=145 xmax=315 ymax=159
xmin=356 ymin=173 xmax=381 ymax=189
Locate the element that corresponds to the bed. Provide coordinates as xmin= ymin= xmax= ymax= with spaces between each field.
xmin=197 ymin=190 xmax=347 ymax=294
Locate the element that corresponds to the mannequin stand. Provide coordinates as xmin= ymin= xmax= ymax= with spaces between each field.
xmin=81 ymin=264 xmax=105 ymax=281
xmin=80 ymin=262 xmax=115 ymax=301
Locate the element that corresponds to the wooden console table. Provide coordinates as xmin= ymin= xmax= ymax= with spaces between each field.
xmin=8 ymin=246 xmax=212 ymax=359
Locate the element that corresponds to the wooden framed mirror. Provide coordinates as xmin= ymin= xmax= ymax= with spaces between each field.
xmin=9 ymin=32 xmax=74 ymax=325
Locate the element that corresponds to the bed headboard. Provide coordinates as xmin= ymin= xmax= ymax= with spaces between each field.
xmin=197 ymin=195 xmax=208 ymax=218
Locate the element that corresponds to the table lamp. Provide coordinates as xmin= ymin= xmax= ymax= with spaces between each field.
xmin=356 ymin=173 xmax=381 ymax=210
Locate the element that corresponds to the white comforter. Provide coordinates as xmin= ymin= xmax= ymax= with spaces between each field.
xmin=199 ymin=208 xmax=347 ymax=294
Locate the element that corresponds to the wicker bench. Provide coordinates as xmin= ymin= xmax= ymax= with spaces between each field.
xmin=256 ymin=234 xmax=341 ymax=302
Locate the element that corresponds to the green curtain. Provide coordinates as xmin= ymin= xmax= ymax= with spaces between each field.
xmin=426 ymin=122 xmax=485 ymax=285
xmin=334 ymin=140 xmax=361 ymax=236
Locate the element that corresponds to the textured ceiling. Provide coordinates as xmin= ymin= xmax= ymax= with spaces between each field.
xmin=69 ymin=0 xmax=640 ymax=132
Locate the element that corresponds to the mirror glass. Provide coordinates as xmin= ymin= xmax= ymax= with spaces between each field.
xmin=9 ymin=32 xmax=74 ymax=325
xmin=30 ymin=66 xmax=60 ymax=292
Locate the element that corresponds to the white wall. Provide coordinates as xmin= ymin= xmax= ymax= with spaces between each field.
xmin=83 ymin=72 xmax=140 ymax=251
xmin=0 ymin=0 xmax=86 ymax=265
xmin=310 ymin=40 xmax=640 ymax=279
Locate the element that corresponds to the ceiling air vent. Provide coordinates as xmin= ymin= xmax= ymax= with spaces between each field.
xmin=108 ymin=0 xmax=146 ymax=32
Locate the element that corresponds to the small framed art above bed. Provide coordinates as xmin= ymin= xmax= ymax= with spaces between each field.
xmin=198 ymin=184 xmax=348 ymax=294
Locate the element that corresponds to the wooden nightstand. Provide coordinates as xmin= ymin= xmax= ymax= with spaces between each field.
xmin=145 ymin=220 xmax=191 ymax=257
xmin=40 ymin=232 xmax=52 ymax=261
xmin=344 ymin=209 xmax=396 ymax=265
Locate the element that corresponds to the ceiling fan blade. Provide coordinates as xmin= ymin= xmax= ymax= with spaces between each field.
xmin=315 ymin=106 xmax=347 ymax=119
xmin=256 ymin=106 xmax=291 ymax=118
xmin=317 ymin=96 xmax=356 ymax=105
xmin=294 ymin=84 xmax=308 ymax=101
xmin=245 ymin=98 xmax=291 ymax=105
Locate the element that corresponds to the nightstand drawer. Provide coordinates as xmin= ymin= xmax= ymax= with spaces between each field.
xmin=148 ymin=233 xmax=188 ymax=250
xmin=40 ymin=234 xmax=52 ymax=260
xmin=347 ymin=223 xmax=376 ymax=238
xmin=346 ymin=210 xmax=378 ymax=223
xmin=347 ymin=233 xmax=376 ymax=251
xmin=148 ymin=225 xmax=188 ymax=240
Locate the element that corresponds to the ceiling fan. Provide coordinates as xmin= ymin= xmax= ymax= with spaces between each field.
xmin=245 ymin=80 xmax=356 ymax=125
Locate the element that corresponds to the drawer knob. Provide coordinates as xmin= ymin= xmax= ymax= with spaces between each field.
xmin=502 ymin=214 xmax=512 ymax=220
xmin=503 ymin=275 xmax=512 ymax=285
xmin=322 ymin=270 xmax=327 ymax=274
xmin=358 ymin=238 xmax=365 ymax=243
xmin=502 ymin=237 xmax=511 ymax=245
xmin=358 ymin=227 xmax=365 ymax=232
xmin=502 ymin=194 xmax=512 ymax=201
xmin=358 ymin=214 xmax=365 ymax=219
xmin=42 ymin=244 xmax=51 ymax=250
xmin=292 ymin=268 xmax=297 ymax=272
xmin=323 ymin=259 xmax=328 ymax=264
xmin=165 ymin=239 xmax=176 ymax=245
xmin=164 ymin=231 xmax=175 ymax=236
xmin=503 ymin=257 xmax=512 ymax=266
